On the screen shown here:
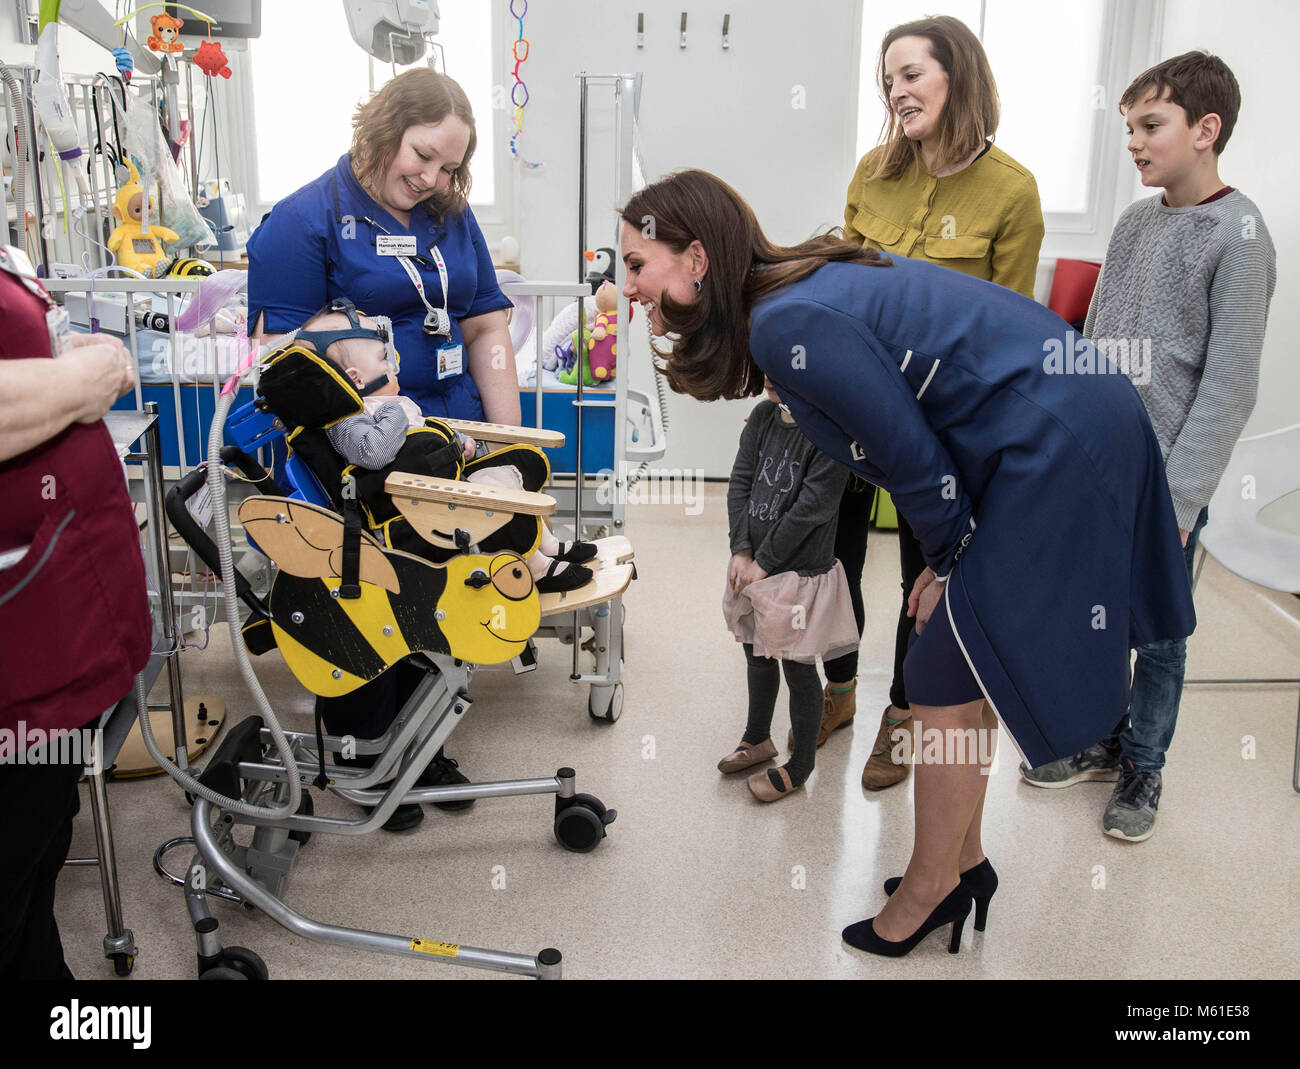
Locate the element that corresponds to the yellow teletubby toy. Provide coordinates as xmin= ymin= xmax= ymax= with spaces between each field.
xmin=107 ymin=161 xmax=178 ymax=277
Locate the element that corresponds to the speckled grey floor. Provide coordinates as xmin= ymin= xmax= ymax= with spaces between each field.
xmin=55 ymin=484 xmax=1300 ymax=979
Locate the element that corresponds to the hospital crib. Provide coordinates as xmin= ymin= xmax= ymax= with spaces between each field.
xmin=498 ymin=277 xmax=666 ymax=722
xmin=151 ymin=348 xmax=630 ymax=979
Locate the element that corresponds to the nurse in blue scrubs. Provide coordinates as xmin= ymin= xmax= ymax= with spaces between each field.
xmin=247 ymin=69 xmax=517 ymax=830
xmin=620 ymin=170 xmax=1195 ymax=958
xmin=248 ymin=68 xmax=518 ymax=425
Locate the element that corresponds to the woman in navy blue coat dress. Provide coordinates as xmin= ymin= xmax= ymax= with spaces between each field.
xmin=620 ymin=171 xmax=1195 ymax=957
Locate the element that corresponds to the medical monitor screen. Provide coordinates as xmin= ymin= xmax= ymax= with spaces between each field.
xmin=162 ymin=1 xmax=261 ymax=40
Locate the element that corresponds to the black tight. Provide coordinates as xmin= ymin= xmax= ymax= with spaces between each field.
xmin=889 ymin=512 xmax=928 ymax=712
xmin=823 ymin=476 xmax=873 ymax=683
xmin=741 ymin=643 xmax=823 ymax=784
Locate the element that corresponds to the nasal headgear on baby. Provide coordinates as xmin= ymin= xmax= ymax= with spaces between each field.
xmin=296 ymin=298 xmax=400 ymax=397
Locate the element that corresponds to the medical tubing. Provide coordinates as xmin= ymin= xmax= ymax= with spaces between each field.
xmin=207 ymin=375 xmax=302 ymax=813
xmin=134 ymin=362 xmax=302 ymax=820
xmin=1 ymin=64 xmax=30 ymax=233
xmin=623 ymin=315 xmax=672 ymax=492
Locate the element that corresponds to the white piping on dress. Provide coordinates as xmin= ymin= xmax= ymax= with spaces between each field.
xmin=900 ymin=349 xmax=913 ymax=373
xmin=916 ymin=358 xmax=940 ymax=399
xmin=942 ymin=578 xmax=1019 ymax=772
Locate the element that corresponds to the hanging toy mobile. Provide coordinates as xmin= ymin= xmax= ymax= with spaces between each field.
xmin=110 ymin=45 xmax=134 ymax=84
xmin=192 ymin=39 xmax=231 ymax=79
xmin=508 ymin=0 xmax=541 ymax=170
xmin=113 ymin=4 xmax=220 ymax=58
xmin=146 ymin=12 xmax=185 ymax=53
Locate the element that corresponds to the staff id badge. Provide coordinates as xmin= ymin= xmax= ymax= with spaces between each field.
xmin=436 ymin=342 xmax=463 ymax=380
xmin=376 ymin=234 xmax=418 ymax=256
xmin=46 ymin=305 xmax=72 ymax=355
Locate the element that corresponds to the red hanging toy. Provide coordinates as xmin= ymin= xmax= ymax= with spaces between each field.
xmin=192 ymin=39 xmax=231 ymax=79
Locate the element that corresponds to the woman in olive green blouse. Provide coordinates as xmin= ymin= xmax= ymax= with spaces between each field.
xmin=816 ymin=16 xmax=1045 ymax=806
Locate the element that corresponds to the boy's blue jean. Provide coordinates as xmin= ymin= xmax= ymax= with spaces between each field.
xmin=1105 ymin=507 xmax=1209 ymax=772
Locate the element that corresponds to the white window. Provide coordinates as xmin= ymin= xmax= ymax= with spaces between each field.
xmin=240 ymin=0 xmax=505 ymax=234
xmin=856 ymin=0 xmax=1161 ymax=255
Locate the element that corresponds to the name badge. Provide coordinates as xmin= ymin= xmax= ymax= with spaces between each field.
xmin=46 ymin=306 xmax=72 ymax=356
xmin=0 ymin=244 xmax=37 ymax=279
xmin=186 ymin=481 xmax=215 ymax=529
xmin=376 ymin=234 xmax=418 ymax=256
xmin=436 ymin=343 xmax=463 ymax=380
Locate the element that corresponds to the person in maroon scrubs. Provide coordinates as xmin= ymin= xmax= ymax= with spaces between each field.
xmin=0 ymin=261 xmax=152 ymax=979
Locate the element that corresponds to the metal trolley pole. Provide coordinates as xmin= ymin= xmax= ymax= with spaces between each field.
xmin=570 ymin=72 xmax=639 ymax=685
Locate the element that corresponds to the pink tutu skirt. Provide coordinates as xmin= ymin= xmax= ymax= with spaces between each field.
xmin=721 ymin=559 xmax=859 ymax=664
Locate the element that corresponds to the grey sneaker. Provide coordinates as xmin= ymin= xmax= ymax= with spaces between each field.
xmin=1019 ymin=743 xmax=1121 ymax=788
xmin=1103 ymin=762 xmax=1162 ymax=841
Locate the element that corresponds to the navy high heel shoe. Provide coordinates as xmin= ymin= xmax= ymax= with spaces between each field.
xmin=883 ymin=858 xmax=998 ymax=932
xmin=842 ymin=883 xmax=973 ymax=957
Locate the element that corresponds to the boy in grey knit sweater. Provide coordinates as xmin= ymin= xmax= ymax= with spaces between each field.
xmin=1022 ymin=52 xmax=1276 ymax=842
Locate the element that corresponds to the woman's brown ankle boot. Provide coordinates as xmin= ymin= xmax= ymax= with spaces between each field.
xmin=861 ymin=706 xmax=912 ymax=790
xmin=788 ymin=678 xmax=857 ymax=749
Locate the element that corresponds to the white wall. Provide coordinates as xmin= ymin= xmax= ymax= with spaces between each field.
xmin=1152 ymin=0 xmax=1297 ymax=437
xmin=517 ymin=0 xmax=863 ymax=478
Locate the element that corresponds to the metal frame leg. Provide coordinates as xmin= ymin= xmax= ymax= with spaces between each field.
xmin=1293 ymin=689 xmax=1299 ymax=794
xmin=141 ymin=403 xmax=188 ymax=769
xmin=82 ymin=739 xmax=138 ymax=971
xmin=186 ymin=797 xmax=562 ymax=977
xmin=1191 ymin=543 xmax=1208 ymax=594
xmin=1185 ymin=677 xmax=1300 ymax=793
xmin=1186 ymin=546 xmax=1299 ymax=792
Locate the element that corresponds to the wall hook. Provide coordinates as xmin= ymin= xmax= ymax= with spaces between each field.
xmin=680 ymin=12 xmax=688 ymax=49
xmin=637 ymin=12 xmax=644 ymax=49
xmin=722 ymin=14 xmax=730 ymax=50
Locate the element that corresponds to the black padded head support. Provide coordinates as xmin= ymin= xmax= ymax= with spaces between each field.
xmin=258 ymin=344 xmax=364 ymax=431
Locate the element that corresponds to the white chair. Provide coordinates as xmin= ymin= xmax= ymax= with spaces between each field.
xmin=1187 ymin=423 xmax=1300 ymax=792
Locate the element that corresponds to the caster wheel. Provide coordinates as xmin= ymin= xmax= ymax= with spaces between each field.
xmin=587 ymin=681 xmax=624 ymax=723
xmin=217 ymin=945 xmax=268 ymax=980
xmin=199 ymin=965 xmax=248 ymax=980
xmin=111 ymin=952 xmax=135 ymax=976
xmin=289 ymin=791 xmax=314 ymax=845
xmin=554 ymin=804 xmax=603 ymax=853
xmin=569 ymin=792 xmax=616 ymax=823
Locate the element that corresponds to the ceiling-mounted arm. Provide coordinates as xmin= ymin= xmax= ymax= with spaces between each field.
xmin=55 ymin=0 xmax=162 ymax=76
xmin=343 ymin=0 xmax=439 ymax=64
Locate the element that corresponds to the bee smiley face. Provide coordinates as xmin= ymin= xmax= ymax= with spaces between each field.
xmin=442 ymin=553 xmax=540 ymax=663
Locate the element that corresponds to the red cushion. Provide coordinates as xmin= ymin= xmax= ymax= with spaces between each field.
xmin=1047 ymin=259 xmax=1102 ymax=325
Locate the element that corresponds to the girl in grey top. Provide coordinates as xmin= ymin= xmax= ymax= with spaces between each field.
xmin=719 ymin=382 xmax=857 ymax=802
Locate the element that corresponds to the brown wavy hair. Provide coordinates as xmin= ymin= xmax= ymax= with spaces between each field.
xmin=350 ymin=68 xmax=476 ymax=220
xmin=869 ymin=16 xmax=999 ymax=181
xmin=1119 ymin=51 xmax=1240 ymax=154
xmin=619 ymin=170 xmax=889 ymax=402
